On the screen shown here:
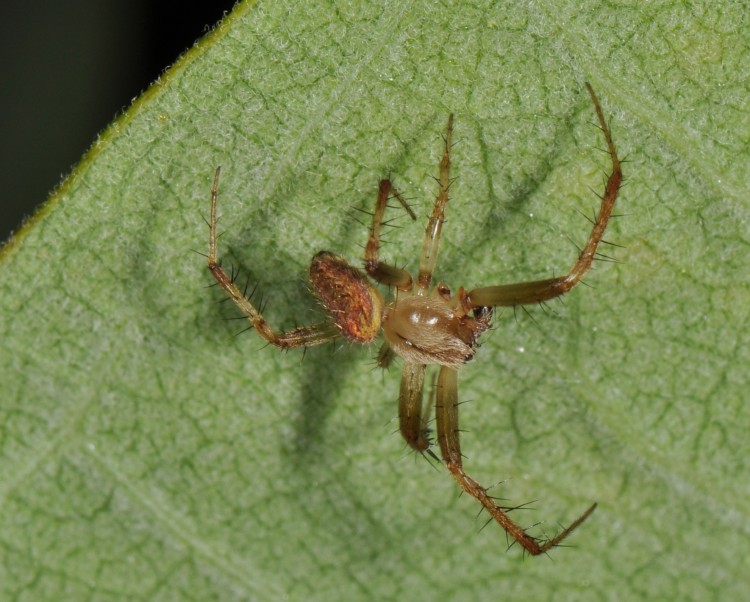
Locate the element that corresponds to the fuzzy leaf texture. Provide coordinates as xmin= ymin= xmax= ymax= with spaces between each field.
xmin=1 ymin=1 xmax=749 ymax=600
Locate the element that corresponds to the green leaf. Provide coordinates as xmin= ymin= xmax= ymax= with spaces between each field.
xmin=2 ymin=1 xmax=749 ymax=600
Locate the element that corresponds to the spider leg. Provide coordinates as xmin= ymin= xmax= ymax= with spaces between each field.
xmin=398 ymin=362 xmax=431 ymax=452
xmin=417 ymin=114 xmax=454 ymax=294
xmin=463 ymin=84 xmax=622 ymax=309
xmin=434 ymin=366 xmax=596 ymax=555
xmin=207 ymin=167 xmax=341 ymax=349
xmin=364 ymin=179 xmax=416 ymax=290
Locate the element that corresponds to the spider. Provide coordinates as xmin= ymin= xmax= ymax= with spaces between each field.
xmin=206 ymin=83 xmax=622 ymax=556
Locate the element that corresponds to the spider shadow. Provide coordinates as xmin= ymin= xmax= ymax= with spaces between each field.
xmin=470 ymin=93 xmax=592 ymax=254
xmin=211 ymin=244 xmax=367 ymax=465
xmin=282 ymin=344 xmax=402 ymax=561
xmin=284 ymin=339 xmax=368 ymax=464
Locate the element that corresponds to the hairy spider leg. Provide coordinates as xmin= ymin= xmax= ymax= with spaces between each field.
xmin=207 ymin=167 xmax=340 ymax=348
xmin=435 ymin=366 xmax=597 ymax=555
xmin=398 ymin=362 xmax=431 ymax=452
xmin=365 ymin=140 xmax=451 ymax=367
xmin=395 ymin=87 xmax=618 ymax=553
xmin=391 ymin=114 xmax=457 ymax=447
xmin=462 ymin=83 xmax=622 ymax=310
xmin=364 ymin=176 xmax=418 ymax=367
xmin=364 ymin=179 xmax=416 ymax=290
xmin=417 ymin=114 xmax=454 ymax=295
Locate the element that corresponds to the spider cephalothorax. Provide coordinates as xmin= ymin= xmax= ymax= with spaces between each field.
xmin=206 ymin=83 xmax=622 ymax=555
xmin=381 ymin=289 xmax=492 ymax=368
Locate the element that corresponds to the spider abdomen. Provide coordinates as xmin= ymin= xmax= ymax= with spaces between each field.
xmin=309 ymin=251 xmax=384 ymax=343
xmin=382 ymin=295 xmax=487 ymax=369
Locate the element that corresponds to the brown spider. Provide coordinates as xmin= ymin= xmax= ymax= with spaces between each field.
xmin=207 ymin=83 xmax=622 ymax=555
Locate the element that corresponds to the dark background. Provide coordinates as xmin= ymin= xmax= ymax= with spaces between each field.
xmin=1 ymin=2 xmax=236 ymax=243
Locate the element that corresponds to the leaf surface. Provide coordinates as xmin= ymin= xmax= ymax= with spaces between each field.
xmin=2 ymin=1 xmax=749 ymax=600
